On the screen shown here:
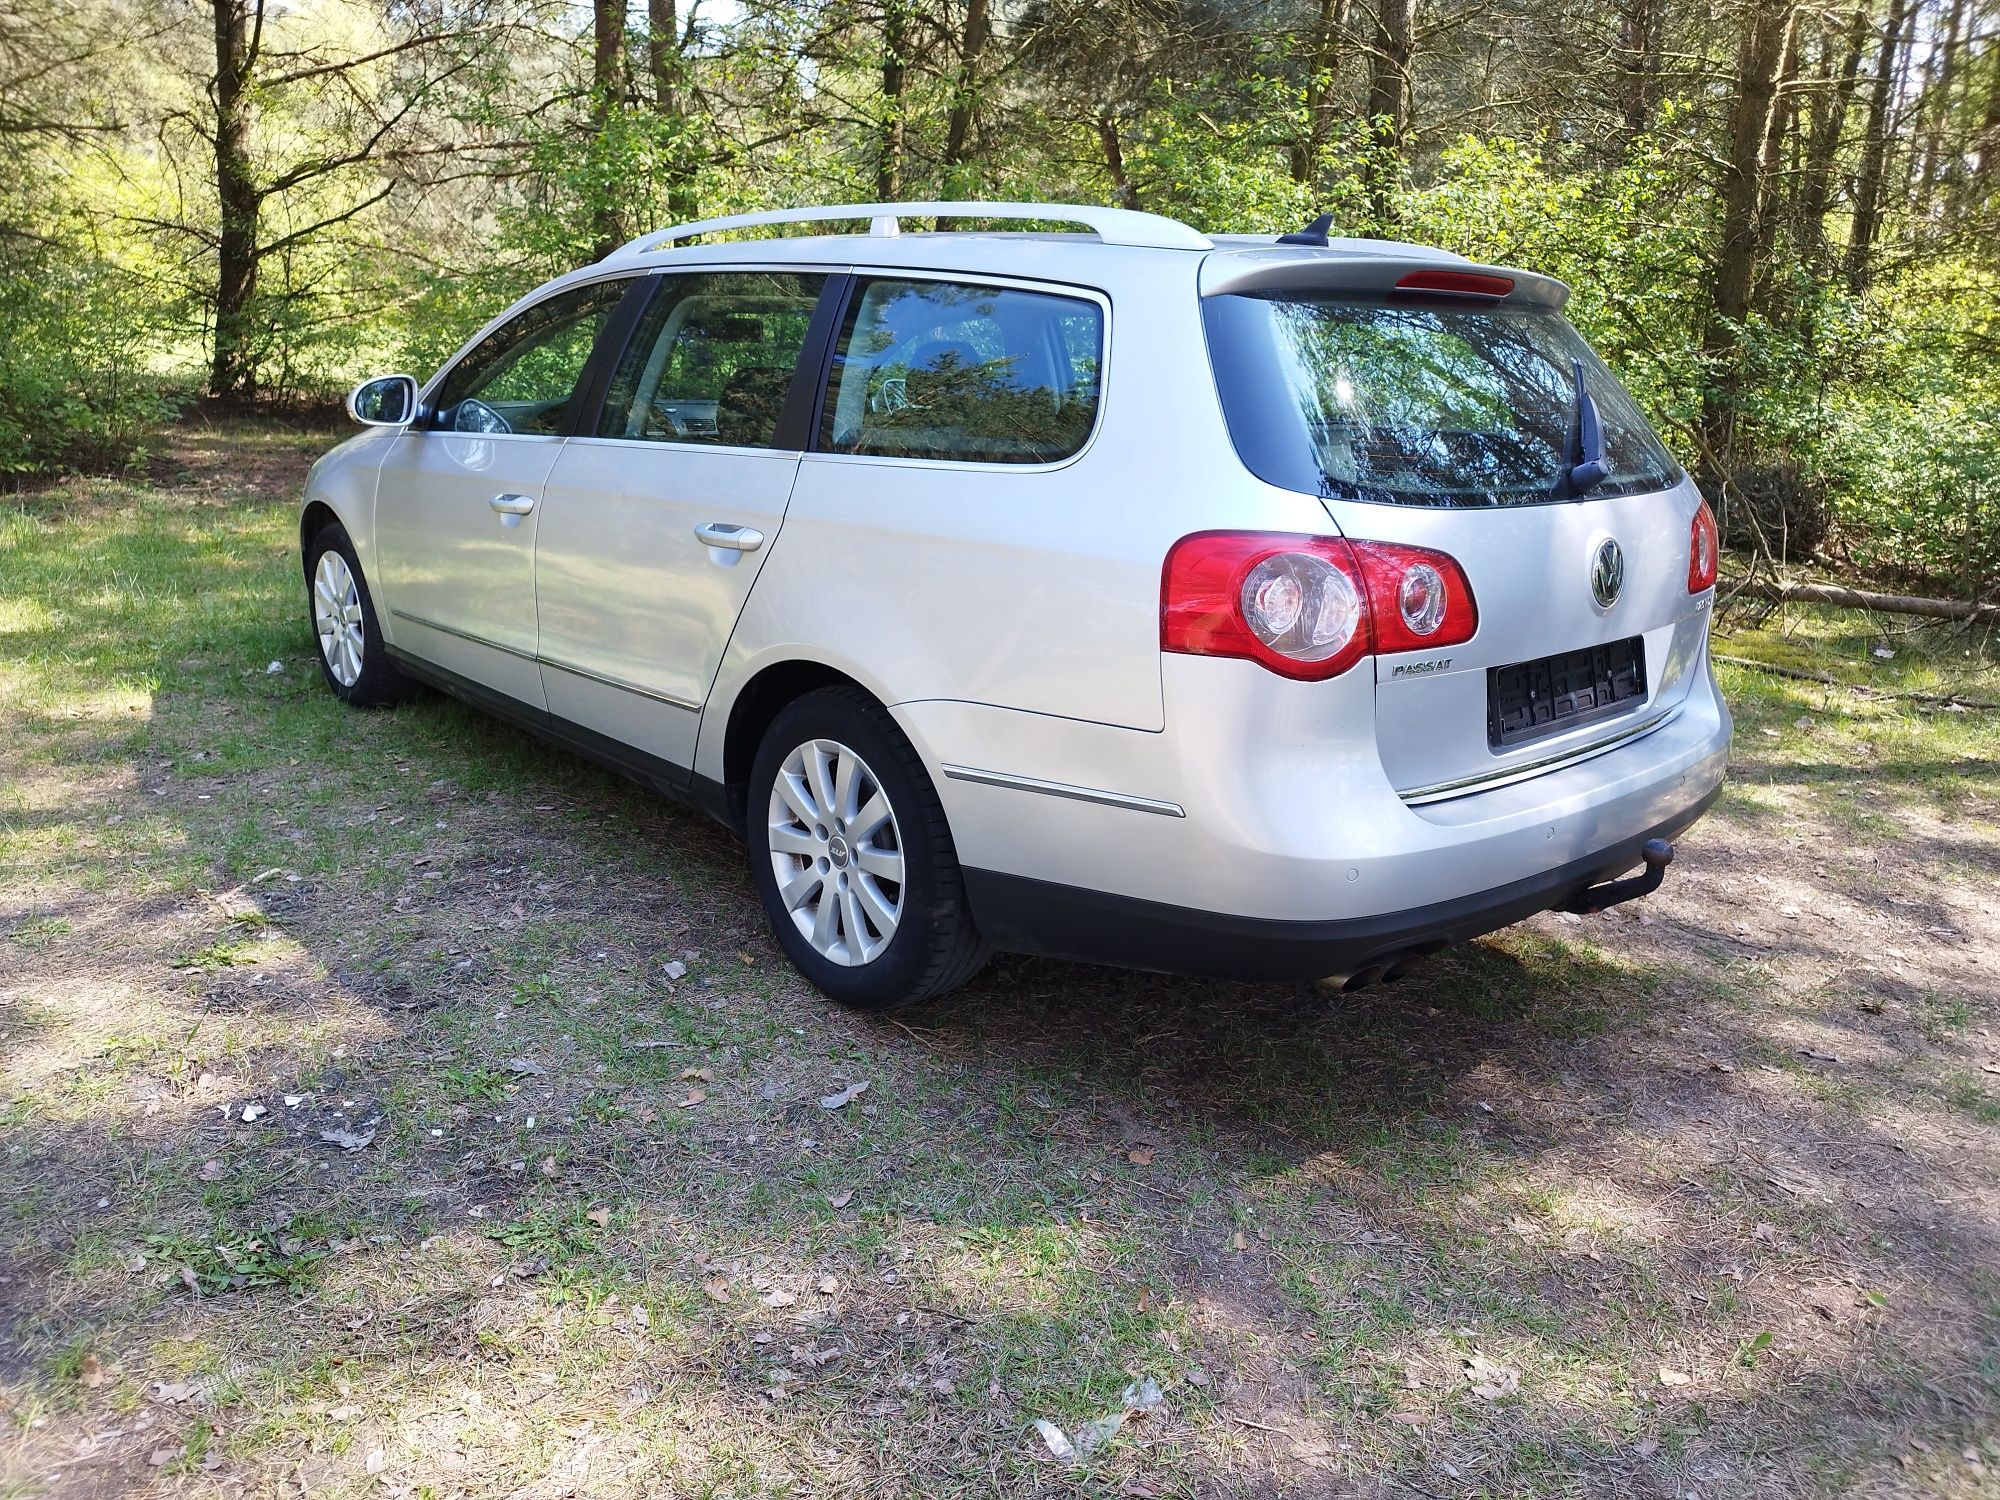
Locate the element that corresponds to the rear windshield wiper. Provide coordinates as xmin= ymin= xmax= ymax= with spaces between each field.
xmin=1550 ymin=358 xmax=1608 ymax=500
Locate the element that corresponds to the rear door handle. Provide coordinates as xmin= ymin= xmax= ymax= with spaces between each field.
xmin=694 ymin=522 xmax=765 ymax=552
xmin=489 ymin=493 xmax=536 ymax=515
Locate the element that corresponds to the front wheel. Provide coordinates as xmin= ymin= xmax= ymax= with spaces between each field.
xmin=748 ymin=687 xmax=989 ymax=1009
xmin=305 ymin=522 xmax=417 ymax=707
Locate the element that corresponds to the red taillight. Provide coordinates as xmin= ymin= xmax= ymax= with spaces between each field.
xmin=1349 ymin=540 xmax=1480 ymax=655
xmin=1161 ymin=532 xmax=1368 ymax=679
xmin=1688 ymin=500 xmax=1719 ymax=593
xmin=1161 ymin=532 xmax=1477 ymax=681
xmin=1394 ymin=269 xmax=1515 ymax=299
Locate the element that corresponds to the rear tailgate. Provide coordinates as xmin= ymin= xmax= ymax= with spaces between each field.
xmin=1198 ymin=244 xmax=1712 ymax=802
xmin=1325 ymin=484 xmax=1712 ymax=801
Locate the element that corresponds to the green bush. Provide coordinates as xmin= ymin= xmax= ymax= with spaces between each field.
xmin=1818 ymin=261 xmax=2000 ymax=593
xmin=0 ymin=244 xmax=174 ymax=475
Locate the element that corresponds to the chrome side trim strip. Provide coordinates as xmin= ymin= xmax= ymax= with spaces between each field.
xmin=940 ymin=764 xmax=1186 ymax=819
xmin=389 ymin=608 xmax=537 ymax=663
xmin=1399 ymin=705 xmax=1681 ymax=807
xmin=537 ymin=654 xmax=702 ymax=711
xmin=389 ymin=609 xmax=700 ymax=711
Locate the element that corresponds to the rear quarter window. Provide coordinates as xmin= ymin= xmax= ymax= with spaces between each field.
xmin=1204 ymin=292 xmax=1682 ymax=507
xmin=818 ymin=278 xmax=1102 ymax=465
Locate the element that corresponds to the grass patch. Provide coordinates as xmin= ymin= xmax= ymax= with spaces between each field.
xmin=0 ymin=425 xmax=1995 ymax=1497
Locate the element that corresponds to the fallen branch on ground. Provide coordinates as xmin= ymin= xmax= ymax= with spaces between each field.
xmin=1721 ymin=576 xmax=1999 ymax=623
xmin=1711 ymin=653 xmax=1999 ymax=711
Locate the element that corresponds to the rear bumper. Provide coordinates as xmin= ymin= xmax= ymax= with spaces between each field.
xmin=964 ymin=784 xmax=1720 ymax=982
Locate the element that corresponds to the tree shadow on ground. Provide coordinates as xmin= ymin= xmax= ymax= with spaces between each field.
xmin=4 ymin=467 xmax=1997 ymax=1495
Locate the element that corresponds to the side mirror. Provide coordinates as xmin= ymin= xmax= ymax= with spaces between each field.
xmin=347 ymin=374 xmax=420 ymax=427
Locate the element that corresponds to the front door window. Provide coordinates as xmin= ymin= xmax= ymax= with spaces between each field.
xmin=430 ymin=280 xmax=630 ymax=436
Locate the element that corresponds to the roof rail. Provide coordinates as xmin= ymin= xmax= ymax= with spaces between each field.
xmin=602 ymin=201 xmax=1213 ymax=260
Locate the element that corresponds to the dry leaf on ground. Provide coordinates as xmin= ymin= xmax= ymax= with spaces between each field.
xmin=1465 ymin=1352 xmax=1520 ymax=1399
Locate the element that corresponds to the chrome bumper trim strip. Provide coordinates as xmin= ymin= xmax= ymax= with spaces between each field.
xmin=940 ymin=764 xmax=1187 ymax=819
xmin=1398 ymin=705 xmax=1682 ymax=807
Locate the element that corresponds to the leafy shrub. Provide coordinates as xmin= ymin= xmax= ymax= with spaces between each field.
xmin=0 ymin=245 xmax=174 ymax=475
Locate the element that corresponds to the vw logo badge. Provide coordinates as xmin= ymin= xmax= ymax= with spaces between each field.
xmin=1590 ymin=537 xmax=1625 ymax=610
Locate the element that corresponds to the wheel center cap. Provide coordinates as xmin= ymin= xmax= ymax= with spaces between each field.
xmin=827 ymin=835 xmax=851 ymax=868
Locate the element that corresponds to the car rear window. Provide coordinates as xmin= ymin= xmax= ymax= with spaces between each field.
xmin=1203 ymin=292 xmax=1682 ymax=507
xmin=818 ymin=278 xmax=1102 ymax=465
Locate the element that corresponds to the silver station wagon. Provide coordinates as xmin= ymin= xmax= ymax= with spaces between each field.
xmin=304 ymin=200 xmax=1730 ymax=1009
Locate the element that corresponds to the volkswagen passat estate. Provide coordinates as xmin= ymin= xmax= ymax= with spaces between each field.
xmin=303 ymin=200 xmax=1729 ymax=1009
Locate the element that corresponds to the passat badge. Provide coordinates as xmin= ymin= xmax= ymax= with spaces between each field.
xmin=1390 ymin=658 xmax=1453 ymax=677
xmin=1590 ymin=538 xmax=1624 ymax=610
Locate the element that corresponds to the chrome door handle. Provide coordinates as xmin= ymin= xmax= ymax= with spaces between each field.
xmin=694 ymin=522 xmax=765 ymax=552
xmin=488 ymin=493 xmax=536 ymax=515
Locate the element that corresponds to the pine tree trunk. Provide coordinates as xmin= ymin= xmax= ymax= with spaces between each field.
xmin=1620 ymin=0 xmax=1659 ymax=138
xmin=1363 ymin=0 xmax=1412 ymax=224
xmin=647 ymin=0 xmax=675 ymax=113
xmin=1844 ymin=0 xmax=1912 ymax=291
xmin=1701 ymin=0 xmax=1796 ymax=465
xmin=590 ymin=0 xmax=628 ymax=258
xmin=1952 ymin=30 xmax=2000 ymax=215
xmin=209 ymin=0 xmax=261 ymax=401
xmin=648 ymin=0 xmax=696 ymax=221
xmin=875 ymin=0 xmax=906 ymax=201
xmin=1097 ymin=109 xmax=1139 ymax=209
xmin=1795 ymin=1 xmax=1869 ymax=270
xmin=1290 ymin=0 xmax=1348 ymax=187
xmin=1916 ymin=0 xmax=1967 ymax=213
xmin=936 ymin=0 xmax=990 ymax=221
xmin=941 ymin=0 xmax=990 ymax=185
xmin=1749 ymin=7 xmax=1800 ymax=304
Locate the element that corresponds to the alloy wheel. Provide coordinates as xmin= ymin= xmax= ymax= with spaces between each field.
xmin=313 ymin=550 xmax=365 ymax=687
xmin=765 ymin=738 xmax=904 ymax=966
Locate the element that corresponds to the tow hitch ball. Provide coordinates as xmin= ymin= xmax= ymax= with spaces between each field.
xmin=1558 ymin=838 xmax=1674 ymax=916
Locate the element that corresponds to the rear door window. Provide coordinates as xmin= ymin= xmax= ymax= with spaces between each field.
xmin=818 ymin=278 xmax=1103 ymax=465
xmin=598 ymin=271 xmax=827 ymax=448
xmin=431 ymin=279 xmax=630 ymax=436
xmin=1204 ymin=292 xmax=1681 ymax=506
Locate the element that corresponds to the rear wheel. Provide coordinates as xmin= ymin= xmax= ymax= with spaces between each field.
xmin=748 ymin=686 xmax=988 ymax=1009
xmin=305 ymin=522 xmax=417 ymax=707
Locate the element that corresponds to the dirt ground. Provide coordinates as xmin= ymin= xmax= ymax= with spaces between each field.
xmin=2 ymin=421 xmax=1997 ymax=1498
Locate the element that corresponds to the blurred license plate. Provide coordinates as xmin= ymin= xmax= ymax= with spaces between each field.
xmin=1487 ymin=637 xmax=1646 ymax=748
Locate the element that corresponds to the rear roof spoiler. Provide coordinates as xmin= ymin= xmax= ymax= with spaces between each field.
xmin=1199 ymin=246 xmax=1570 ymax=309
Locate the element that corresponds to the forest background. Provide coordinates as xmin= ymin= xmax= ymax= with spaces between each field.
xmin=2 ymin=0 xmax=1995 ymax=594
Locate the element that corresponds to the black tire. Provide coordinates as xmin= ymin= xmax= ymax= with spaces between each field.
xmin=304 ymin=522 xmax=419 ymax=707
xmin=747 ymin=685 xmax=990 ymax=1009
